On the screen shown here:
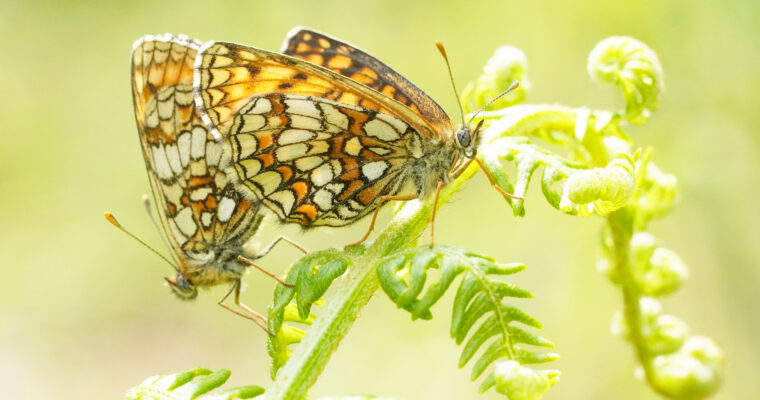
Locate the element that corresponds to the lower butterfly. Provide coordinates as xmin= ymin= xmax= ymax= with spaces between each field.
xmin=112 ymin=33 xmax=304 ymax=333
xmin=193 ymin=27 xmax=520 ymax=246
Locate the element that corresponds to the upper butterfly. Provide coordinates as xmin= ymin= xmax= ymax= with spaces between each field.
xmin=129 ymin=33 xmax=297 ymax=332
xmin=193 ymin=27 xmax=516 ymax=245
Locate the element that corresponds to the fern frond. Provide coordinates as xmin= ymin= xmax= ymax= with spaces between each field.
xmin=267 ymin=246 xmax=365 ymax=377
xmin=125 ymin=367 xmax=264 ymax=400
xmin=317 ymin=397 xmax=398 ymax=400
xmin=377 ymin=244 xmax=558 ymax=394
xmin=267 ymin=303 xmax=317 ymax=379
xmin=480 ymin=138 xmax=581 ymax=216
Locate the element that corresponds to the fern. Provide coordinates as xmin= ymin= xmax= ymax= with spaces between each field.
xmin=477 ymin=106 xmax=635 ymax=219
xmin=377 ymin=244 xmax=558 ymax=393
xmin=267 ymin=246 xmax=365 ymax=377
xmin=125 ymin=367 xmax=264 ymax=400
xmin=472 ymin=37 xmax=724 ymax=399
xmin=122 ymin=35 xmax=724 ymax=400
xmin=316 ymin=397 xmax=397 ymax=400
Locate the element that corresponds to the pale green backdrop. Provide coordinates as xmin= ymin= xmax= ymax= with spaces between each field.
xmin=0 ymin=0 xmax=757 ymax=399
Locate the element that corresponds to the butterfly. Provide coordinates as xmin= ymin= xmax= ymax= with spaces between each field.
xmin=128 ymin=33 xmax=302 ymax=332
xmin=192 ymin=27 xmax=518 ymax=246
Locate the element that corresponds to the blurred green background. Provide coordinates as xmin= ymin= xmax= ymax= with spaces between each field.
xmin=1 ymin=0 xmax=757 ymax=398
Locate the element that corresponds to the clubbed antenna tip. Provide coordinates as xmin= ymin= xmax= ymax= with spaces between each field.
xmin=104 ymin=210 xmax=179 ymax=272
xmin=435 ymin=41 xmax=466 ymax=127
xmin=104 ymin=211 xmax=121 ymax=228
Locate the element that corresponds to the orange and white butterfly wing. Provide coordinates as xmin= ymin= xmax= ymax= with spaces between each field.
xmin=193 ymin=41 xmax=440 ymax=140
xmin=131 ymin=34 xmax=261 ymax=270
xmin=194 ymin=41 xmax=453 ymax=227
xmin=220 ymin=93 xmax=424 ymax=226
xmin=280 ymin=27 xmax=454 ymax=133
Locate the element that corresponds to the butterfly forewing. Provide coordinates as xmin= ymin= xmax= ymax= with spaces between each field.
xmin=281 ymin=27 xmax=454 ymax=133
xmin=194 ymin=41 xmax=438 ymax=141
xmin=132 ymin=34 xmax=262 ymax=285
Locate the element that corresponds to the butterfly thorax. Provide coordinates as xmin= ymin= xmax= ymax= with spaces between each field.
xmin=408 ymin=136 xmax=459 ymax=198
xmin=168 ymin=242 xmax=248 ymax=300
xmin=410 ymin=123 xmax=480 ymax=198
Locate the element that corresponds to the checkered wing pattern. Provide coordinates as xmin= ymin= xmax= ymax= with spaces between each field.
xmin=219 ymin=92 xmax=425 ymax=226
xmin=194 ymin=41 xmax=457 ymax=227
xmin=280 ymin=27 xmax=453 ymax=133
xmin=132 ymin=34 xmax=262 ymax=285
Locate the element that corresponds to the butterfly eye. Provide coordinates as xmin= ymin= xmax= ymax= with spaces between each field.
xmin=166 ymin=274 xmax=198 ymax=300
xmin=455 ymin=127 xmax=471 ymax=148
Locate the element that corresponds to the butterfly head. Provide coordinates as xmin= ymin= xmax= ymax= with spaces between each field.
xmin=454 ymin=119 xmax=485 ymax=159
xmin=166 ymin=273 xmax=198 ymax=300
xmin=452 ymin=80 xmax=519 ymax=163
xmin=164 ymin=243 xmax=251 ymax=300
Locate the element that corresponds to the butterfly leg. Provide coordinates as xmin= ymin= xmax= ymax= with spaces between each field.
xmin=218 ymin=279 xmax=272 ymax=334
xmin=345 ymin=194 xmax=417 ymax=248
xmin=428 ymin=181 xmax=445 ymax=248
xmin=450 ymin=158 xmax=474 ymax=180
xmin=237 ymin=255 xmax=294 ymax=287
xmin=474 ymin=158 xmax=523 ymax=200
xmin=237 ymin=236 xmax=308 ymax=288
xmin=253 ymin=236 xmax=309 ymax=259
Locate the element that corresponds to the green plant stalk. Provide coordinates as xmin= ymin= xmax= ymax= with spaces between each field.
xmin=607 ymin=208 xmax=667 ymax=398
xmin=580 ymin=126 xmax=611 ymax=168
xmin=263 ymin=162 xmax=481 ymax=400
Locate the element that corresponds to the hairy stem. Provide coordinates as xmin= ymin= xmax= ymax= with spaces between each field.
xmin=607 ymin=209 xmax=666 ymax=397
xmin=263 ymin=162 xmax=481 ymax=400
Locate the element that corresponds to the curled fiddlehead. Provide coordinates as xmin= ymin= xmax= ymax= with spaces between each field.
xmin=466 ymin=36 xmax=723 ymax=399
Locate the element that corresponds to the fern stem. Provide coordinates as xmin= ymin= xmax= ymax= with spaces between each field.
xmin=263 ymin=163 xmax=482 ymax=400
xmin=607 ymin=209 xmax=667 ymax=398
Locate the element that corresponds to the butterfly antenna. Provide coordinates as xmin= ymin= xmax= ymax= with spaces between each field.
xmin=467 ymin=81 xmax=520 ymax=126
xmin=142 ymin=194 xmax=180 ymax=266
xmin=104 ymin=211 xmax=179 ymax=272
xmin=435 ymin=42 xmax=466 ymax=127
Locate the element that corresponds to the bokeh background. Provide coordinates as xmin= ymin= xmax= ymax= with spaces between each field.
xmin=1 ymin=0 xmax=758 ymax=398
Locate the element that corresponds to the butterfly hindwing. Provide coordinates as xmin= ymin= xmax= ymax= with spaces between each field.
xmin=281 ymin=27 xmax=453 ymax=133
xmin=221 ymin=92 xmax=420 ymax=227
